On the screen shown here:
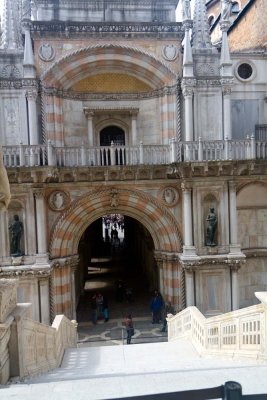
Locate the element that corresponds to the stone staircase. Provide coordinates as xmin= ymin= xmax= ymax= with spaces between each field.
xmin=2 ymin=340 xmax=267 ymax=399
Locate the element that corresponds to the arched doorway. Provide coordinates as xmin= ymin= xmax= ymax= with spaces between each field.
xmin=100 ymin=126 xmax=125 ymax=146
xmin=77 ymin=214 xmax=157 ymax=323
xmin=49 ymin=187 xmax=182 ymax=320
xmin=99 ymin=126 xmax=126 ymax=166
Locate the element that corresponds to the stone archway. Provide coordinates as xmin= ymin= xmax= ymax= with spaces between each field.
xmin=49 ymin=187 xmax=183 ymax=318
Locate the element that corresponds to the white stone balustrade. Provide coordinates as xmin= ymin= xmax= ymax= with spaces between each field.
xmin=2 ymin=137 xmax=267 ymax=168
xmin=0 ymin=279 xmax=77 ymax=384
xmin=167 ymin=292 xmax=267 ymax=361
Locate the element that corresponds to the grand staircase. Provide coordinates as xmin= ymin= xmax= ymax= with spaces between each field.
xmin=2 ymin=340 xmax=267 ymax=399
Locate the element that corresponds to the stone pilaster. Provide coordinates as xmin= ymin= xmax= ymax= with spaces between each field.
xmin=26 ymin=90 xmax=39 ymax=145
xmin=84 ymin=110 xmax=94 ymax=147
xmin=181 ymin=183 xmax=198 ymax=260
xmin=34 ymin=190 xmax=48 ymax=263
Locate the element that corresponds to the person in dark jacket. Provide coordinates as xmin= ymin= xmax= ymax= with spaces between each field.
xmin=150 ymin=290 xmax=164 ymax=324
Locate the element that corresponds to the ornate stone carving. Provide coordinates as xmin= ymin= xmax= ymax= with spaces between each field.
xmin=162 ymin=45 xmax=178 ymax=61
xmin=182 ymin=0 xmax=191 ymax=21
xmin=221 ymin=0 xmax=231 ymax=21
xmin=31 ymin=21 xmax=183 ymax=37
xmin=26 ymin=90 xmax=38 ymax=101
xmin=48 ymin=191 xmax=70 ymax=211
xmin=0 ymin=279 xmax=17 ymax=323
xmin=38 ymin=43 xmax=55 ymax=62
xmin=110 ymin=189 xmax=119 ymax=207
xmin=160 ymin=187 xmax=179 ymax=207
xmin=196 ymin=64 xmax=215 ymax=76
xmin=0 ymin=65 xmax=21 ymax=79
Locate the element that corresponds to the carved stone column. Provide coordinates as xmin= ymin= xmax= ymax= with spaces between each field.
xmin=70 ymin=257 xmax=79 ymax=320
xmin=154 ymin=253 xmax=164 ymax=296
xmin=34 ymin=190 xmax=48 ymax=263
xmin=84 ymin=110 xmax=94 ymax=147
xmin=222 ymin=85 xmax=232 ymax=140
xmin=26 ymin=90 xmax=38 ymax=145
xmin=183 ymin=87 xmax=194 ymax=144
xmin=0 ymin=210 xmax=9 ymax=258
xmin=228 ymin=181 xmax=242 ymax=255
xmin=130 ymin=110 xmax=138 ymax=146
xmin=184 ymin=266 xmax=195 ymax=307
xmin=38 ymin=277 xmax=50 ymax=324
xmin=231 ymin=264 xmax=240 ymax=310
xmin=181 ymin=184 xmax=198 ymax=259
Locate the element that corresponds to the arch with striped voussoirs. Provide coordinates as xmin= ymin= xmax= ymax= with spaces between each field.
xmin=41 ymin=44 xmax=178 ymax=90
xmin=49 ymin=186 xmax=183 ymax=259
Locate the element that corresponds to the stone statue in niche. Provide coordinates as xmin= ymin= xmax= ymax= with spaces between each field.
xmin=221 ymin=0 xmax=231 ymax=21
xmin=9 ymin=214 xmax=23 ymax=256
xmin=206 ymin=207 xmax=217 ymax=246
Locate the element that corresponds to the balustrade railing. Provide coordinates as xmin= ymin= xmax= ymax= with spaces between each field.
xmin=3 ymin=137 xmax=267 ymax=168
xmin=167 ymin=292 xmax=267 ymax=361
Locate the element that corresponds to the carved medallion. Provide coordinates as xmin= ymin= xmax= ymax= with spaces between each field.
xmin=48 ymin=191 xmax=69 ymax=211
xmin=159 ymin=187 xmax=179 ymax=207
xmin=38 ymin=44 xmax=55 ymax=62
xmin=162 ymin=45 xmax=178 ymax=61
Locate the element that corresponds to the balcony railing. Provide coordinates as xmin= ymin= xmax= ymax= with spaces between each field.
xmin=3 ymin=136 xmax=267 ymax=168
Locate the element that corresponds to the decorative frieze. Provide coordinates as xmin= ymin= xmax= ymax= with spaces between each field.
xmin=31 ymin=21 xmax=183 ymax=37
xmin=42 ymin=85 xmax=177 ymax=100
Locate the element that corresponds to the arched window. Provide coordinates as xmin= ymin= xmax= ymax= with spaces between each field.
xmin=208 ymin=15 xmax=215 ymax=27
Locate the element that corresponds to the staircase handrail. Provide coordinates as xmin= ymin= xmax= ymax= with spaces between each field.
xmin=167 ymin=292 xmax=267 ymax=361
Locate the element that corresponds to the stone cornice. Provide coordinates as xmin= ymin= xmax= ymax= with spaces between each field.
xmin=0 ymin=79 xmax=39 ymax=90
xmin=167 ymin=160 xmax=267 ymax=179
xmin=30 ymin=21 xmax=183 ymax=38
xmin=0 ymin=266 xmax=51 ymax=278
xmin=42 ymin=85 xmax=179 ymax=100
xmin=6 ymin=160 xmax=267 ymax=185
xmin=180 ymin=255 xmax=246 ymax=270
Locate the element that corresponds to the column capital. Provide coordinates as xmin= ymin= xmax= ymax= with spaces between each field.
xmin=182 ymin=86 xmax=194 ymax=97
xmin=183 ymin=20 xmax=193 ymax=31
xmin=26 ymin=89 xmax=38 ymax=101
xmin=219 ymin=20 xmax=231 ymax=33
xmin=34 ymin=189 xmax=45 ymax=199
xmin=84 ymin=109 xmax=94 ymax=119
xmin=129 ymin=110 xmax=138 ymax=118
xmin=228 ymin=180 xmax=237 ymax=190
xmin=181 ymin=182 xmax=192 ymax=192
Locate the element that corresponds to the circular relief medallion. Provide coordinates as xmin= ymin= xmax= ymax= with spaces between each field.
xmin=159 ymin=187 xmax=179 ymax=207
xmin=48 ymin=191 xmax=69 ymax=211
xmin=162 ymin=45 xmax=178 ymax=61
xmin=38 ymin=43 xmax=55 ymax=62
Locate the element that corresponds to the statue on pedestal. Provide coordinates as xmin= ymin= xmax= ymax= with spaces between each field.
xmin=206 ymin=207 xmax=217 ymax=246
xmin=182 ymin=0 xmax=191 ymax=21
xmin=221 ymin=0 xmax=231 ymax=21
xmin=9 ymin=215 xmax=23 ymax=256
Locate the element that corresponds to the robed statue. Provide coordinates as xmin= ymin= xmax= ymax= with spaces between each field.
xmin=206 ymin=207 xmax=217 ymax=246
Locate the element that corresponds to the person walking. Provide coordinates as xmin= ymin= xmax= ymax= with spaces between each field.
xmin=150 ymin=290 xmax=164 ymax=324
xmin=161 ymin=301 xmax=175 ymax=332
xmin=124 ymin=314 xmax=134 ymax=344
xmin=102 ymin=295 xmax=109 ymax=322
xmin=91 ymin=294 xmax=97 ymax=324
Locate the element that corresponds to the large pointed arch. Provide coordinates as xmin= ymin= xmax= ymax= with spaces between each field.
xmin=41 ymin=44 xmax=178 ymax=89
xmin=49 ymin=187 xmax=182 ymax=258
